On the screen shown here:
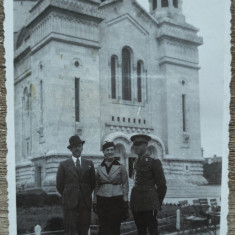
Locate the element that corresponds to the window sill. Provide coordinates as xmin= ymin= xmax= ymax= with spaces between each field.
xmin=110 ymin=98 xmax=146 ymax=107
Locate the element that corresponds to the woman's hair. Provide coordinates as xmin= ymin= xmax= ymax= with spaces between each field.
xmin=102 ymin=141 xmax=116 ymax=151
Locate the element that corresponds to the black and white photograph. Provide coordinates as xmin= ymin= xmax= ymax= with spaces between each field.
xmin=5 ymin=0 xmax=230 ymax=234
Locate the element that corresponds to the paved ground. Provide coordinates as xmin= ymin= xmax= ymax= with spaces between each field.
xmin=164 ymin=228 xmax=220 ymax=235
xmin=195 ymin=228 xmax=220 ymax=235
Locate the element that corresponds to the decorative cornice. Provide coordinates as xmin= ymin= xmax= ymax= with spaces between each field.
xmin=105 ymin=122 xmax=154 ymax=134
xmin=15 ymin=31 xmax=101 ymax=63
xmin=157 ymin=22 xmax=203 ymax=45
xmin=16 ymin=8 xmax=102 ymax=50
xmin=31 ymin=32 xmax=101 ymax=54
xmin=159 ymin=57 xmax=200 ymax=70
xmin=157 ymin=18 xmax=199 ymax=32
xmin=15 ymin=160 xmax=33 ymax=168
xmin=14 ymin=46 xmax=31 ymax=63
xmin=14 ymin=70 xmax=32 ymax=86
xmin=26 ymin=0 xmax=105 ymax=27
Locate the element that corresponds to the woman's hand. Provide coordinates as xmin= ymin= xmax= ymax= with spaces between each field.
xmin=122 ymin=201 xmax=129 ymax=221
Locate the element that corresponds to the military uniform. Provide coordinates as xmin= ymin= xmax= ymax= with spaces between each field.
xmin=130 ymin=153 xmax=167 ymax=235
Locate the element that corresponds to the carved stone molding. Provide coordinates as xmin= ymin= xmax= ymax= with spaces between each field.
xmin=26 ymin=0 xmax=104 ymax=26
xmin=157 ymin=23 xmax=203 ymax=45
xmin=17 ymin=10 xmax=101 ymax=51
xmin=159 ymin=40 xmax=199 ymax=64
xmin=105 ymin=122 xmax=153 ymax=135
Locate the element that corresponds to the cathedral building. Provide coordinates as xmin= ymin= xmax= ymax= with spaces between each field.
xmin=14 ymin=0 xmax=207 ymax=197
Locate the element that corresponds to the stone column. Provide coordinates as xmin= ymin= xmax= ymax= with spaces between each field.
xmin=169 ymin=0 xmax=173 ymax=9
xmin=133 ymin=65 xmax=137 ymax=103
xmin=148 ymin=0 xmax=153 ymax=12
xmin=157 ymin=0 xmax=161 ymax=8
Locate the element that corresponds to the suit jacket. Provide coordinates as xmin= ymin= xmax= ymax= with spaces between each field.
xmin=130 ymin=154 xmax=167 ymax=211
xmin=56 ymin=156 xmax=96 ymax=210
xmin=94 ymin=160 xmax=129 ymax=202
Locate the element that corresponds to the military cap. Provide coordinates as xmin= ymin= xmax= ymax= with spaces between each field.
xmin=130 ymin=134 xmax=151 ymax=143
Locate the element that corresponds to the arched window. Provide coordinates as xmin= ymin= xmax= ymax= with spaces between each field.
xmin=22 ymin=87 xmax=32 ymax=157
xmin=161 ymin=0 xmax=168 ymax=7
xmin=75 ymin=78 xmax=80 ymax=122
xmin=137 ymin=61 xmax=143 ymax=102
xmin=173 ymin=0 xmax=178 ymax=8
xmin=122 ymin=48 xmax=132 ymax=101
xmin=153 ymin=0 xmax=157 ymax=10
xmin=23 ymin=88 xmax=29 ymax=116
xmin=40 ymin=80 xmax=43 ymax=126
xmin=111 ymin=56 xmax=117 ymax=99
xmin=182 ymin=94 xmax=186 ymax=132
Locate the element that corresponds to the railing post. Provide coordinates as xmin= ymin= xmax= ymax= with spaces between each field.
xmin=176 ymin=209 xmax=180 ymax=231
xmin=34 ymin=224 xmax=42 ymax=235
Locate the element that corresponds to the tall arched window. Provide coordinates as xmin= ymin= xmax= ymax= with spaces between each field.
xmin=40 ymin=80 xmax=43 ymax=126
xmin=75 ymin=78 xmax=80 ymax=122
xmin=22 ymin=87 xmax=31 ymax=157
xmin=173 ymin=0 xmax=178 ymax=8
xmin=23 ymin=88 xmax=29 ymax=116
xmin=182 ymin=94 xmax=186 ymax=132
xmin=153 ymin=0 xmax=157 ymax=10
xmin=122 ymin=48 xmax=132 ymax=101
xmin=111 ymin=56 xmax=117 ymax=99
xmin=137 ymin=61 xmax=143 ymax=102
xmin=162 ymin=0 xmax=168 ymax=7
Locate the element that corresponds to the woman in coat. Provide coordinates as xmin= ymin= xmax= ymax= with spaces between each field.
xmin=93 ymin=142 xmax=129 ymax=235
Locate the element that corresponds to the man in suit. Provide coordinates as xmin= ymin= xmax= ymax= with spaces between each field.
xmin=130 ymin=134 xmax=167 ymax=235
xmin=56 ymin=135 xmax=96 ymax=235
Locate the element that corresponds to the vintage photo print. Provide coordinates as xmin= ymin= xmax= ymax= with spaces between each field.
xmin=5 ymin=0 xmax=231 ymax=234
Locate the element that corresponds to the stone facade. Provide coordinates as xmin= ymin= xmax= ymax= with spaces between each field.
xmin=14 ymin=0 xmax=207 ymax=196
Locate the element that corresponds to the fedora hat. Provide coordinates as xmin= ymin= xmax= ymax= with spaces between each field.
xmin=67 ymin=135 xmax=85 ymax=149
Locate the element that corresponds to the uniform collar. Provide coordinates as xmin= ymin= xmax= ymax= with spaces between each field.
xmin=138 ymin=152 xmax=149 ymax=161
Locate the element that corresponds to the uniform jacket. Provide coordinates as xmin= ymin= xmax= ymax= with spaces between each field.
xmin=56 ymin=157 xmax=96 ymax=209
xmin=94 ymin=160 xmax=129 ymax=202
xmin=130 ymin=154 xmax=167 ymax=211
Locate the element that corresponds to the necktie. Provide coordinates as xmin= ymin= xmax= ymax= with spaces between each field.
xmin=76 ymin=158 xmax=81 ymax=171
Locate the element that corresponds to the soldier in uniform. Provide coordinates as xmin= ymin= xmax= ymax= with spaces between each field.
xmin=130 ymin=134 xmax=167 ymax=235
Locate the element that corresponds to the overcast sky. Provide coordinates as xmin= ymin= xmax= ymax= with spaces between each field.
xmin=137 ymin=0 xmax=228 ymax=158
